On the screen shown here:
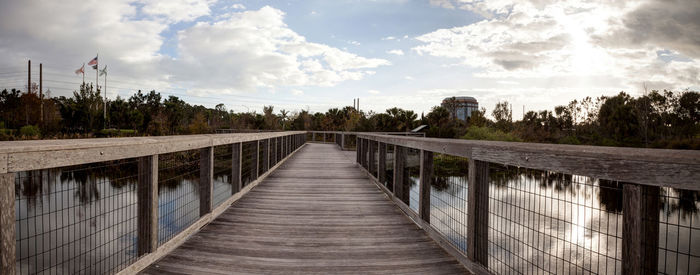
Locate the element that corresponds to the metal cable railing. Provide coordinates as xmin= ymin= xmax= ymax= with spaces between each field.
xmin=157 ymin=150 xmax=200 ymax=246
xmin=353 ymin=133 xmax=700 ymax=275
xmin=2 ymin=132 xmax=307 ymax=274
xmin=212 ymin=145 xmax=233 ymax=207
xmin=14 ymin=159 xmax=139 ymax=274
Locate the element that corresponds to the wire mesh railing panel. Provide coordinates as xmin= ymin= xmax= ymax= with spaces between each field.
xmin=277 ymin=137 xmax=283 ymax=161
xmin=487 ymin=164 xmax=623 ymax=275
xmin=258 ymin=140 xmax=268 ymax=175
xmin=344 ymin=134 xmax=357 ymax=150
xmin=430 ymin=153 xmax=470 ymax=255
xmin=157 ymin=150 xmax=200 ymax=246
xmin=653 ymin=187 xmax=700 ymax=275
xmin=241 ymin=141 xmax=257 ymax=187
xmin=270 ymin=138 xmax=277 ymax=168
xmin=212 ymin=145 xmax=232 ymax=208
xmin=385 ymin=144 xmax=394 ymax=192
xmin=14 ymin=159 xmax=139 ymax=274
xmin=306 ymin=132 xmax=313 ymax=142
xmin=370 ymin=141 xmax=378 ymax=178
xmin=406 ymin=148 xmax=420 ymax=213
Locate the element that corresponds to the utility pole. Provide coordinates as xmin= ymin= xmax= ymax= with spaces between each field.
xmin=26 ymin=60 xmax=31 ymax=125
xmin=27 ymin=60 xmax=30 ymax=94
xmin=40 ymin=63 xmax=43 ymax=123
xmin=103 ymin=66 xmax=107 ymax=129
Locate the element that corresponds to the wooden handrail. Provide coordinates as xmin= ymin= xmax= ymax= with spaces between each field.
xmin=0 ymin=132 xmax=306 ymax=173
xmin=356 ymin=133 xmax=700 ymax=190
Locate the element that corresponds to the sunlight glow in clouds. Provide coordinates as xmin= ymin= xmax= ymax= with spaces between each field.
xmin=0 ymin=0 xmax=697 ymax=115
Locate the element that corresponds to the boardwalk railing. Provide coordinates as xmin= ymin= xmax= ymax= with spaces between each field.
xmin=354 ymin=133 xmax=700 ymax=275
xmin=307 ymin=131 xmax=425 ymax=150
xmin=0 ymin=132 xmax=306 ymax=274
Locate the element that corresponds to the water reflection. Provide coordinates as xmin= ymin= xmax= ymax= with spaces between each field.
xmin=406 ymin=159 xmax=700 ymax=275
xmin=14 ymin=152 xmax=210 ymax=274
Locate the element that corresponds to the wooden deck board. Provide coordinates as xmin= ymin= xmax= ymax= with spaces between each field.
xmin=141 ymin=143 xmax=468 ymax=274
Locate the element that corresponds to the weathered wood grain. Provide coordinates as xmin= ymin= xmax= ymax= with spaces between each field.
xmin=1 ymin=132 xmax=305 ymax=172
xmin=200 ymin=147 xmax=214 ymax=216
xmin=357 ymin=133 xmax=700 ymax=190
xmin=138 ymin=155 xmax=158 ymax=255
xmin=0 ymin=173 xmax=15 ymax=275
xmin=378 ymin=142 xmax=387 ymax=184
xmin=120 ymin=138 xmax=305 ymax=275
xmin=418 ymin=150 xmax=433 ymax=223
xmin=140 ymin=143 xmax=467 ymax=275
xmin=394 ymin=146 xmax=408 ymax=204
xmin=467 ymin=159 xmax=489 ymax=267
xmin=622 ymin=183 xmax=642 ymax=275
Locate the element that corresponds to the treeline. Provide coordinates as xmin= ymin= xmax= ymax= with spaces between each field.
xmin=1 ymin=83 xmax=697 ymax=149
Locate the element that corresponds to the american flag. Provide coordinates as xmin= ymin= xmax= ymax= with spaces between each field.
xmin=88 ymin=56 xmax=98 ymax=66
xmin=74 ymin=64 xmax=84 ymax=75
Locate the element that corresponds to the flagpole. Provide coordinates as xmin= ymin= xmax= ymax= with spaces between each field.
xmin=82 ymin=63 xmax=85 ymax=85
xmin=104 ymin=66 xmax=107 ymax=129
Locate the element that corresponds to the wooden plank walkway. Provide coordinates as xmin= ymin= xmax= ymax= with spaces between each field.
xmin=142 ymin=143 xmax=467 ymax=274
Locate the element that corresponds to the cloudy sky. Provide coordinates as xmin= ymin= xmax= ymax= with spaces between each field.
xmin=0 ymin=0 xmax=698 ymax=117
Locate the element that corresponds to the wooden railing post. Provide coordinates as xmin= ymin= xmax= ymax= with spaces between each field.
xmin=253 ymin=140 xmax=259 ymax=179
xmin=200 ymin=146 xmax=214 ymax=216
xmin=262 ymin=140 xmax=269 ymax=172
xmin=323 ymin=133 xmax=326 ymax=143
xmin=356 ymin=137 xmax=361 ymax=164
xmin=378 ymin=142 xmax=386 ymax=184
xmin=622 ymin=183 xmax=660 ymax=275
xmin=419 ymin=150 xmax=433 ymax=223
xmin=394 ymin=145 xmax=408 ymax=203
xmin=232 ymin=143 xmax=242 ymax=194
xmin=467 ymin=159 xmax=489 ymax=267
xmin=138 ymin=155 xmax=158 ymax=256
xmin=0 ymin=172 xmax=16 ymax=274
xmin=341 ymin=134 xmax=345 ymax=150
xmin=642 ymin=185 xmax=660 ymax=274
xmin=267 ymin=138 xmax=272 ymax=170
xmin=312 ymin=132 xmax=316 ymax=142
xmin=622 ymin=183 xmax=641 ymax=275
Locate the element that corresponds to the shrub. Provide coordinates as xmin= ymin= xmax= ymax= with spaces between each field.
xmin=461 ymin=126 xmax=521 ymax=142
xmin=19 ymin=125 xmax=41 ymax=137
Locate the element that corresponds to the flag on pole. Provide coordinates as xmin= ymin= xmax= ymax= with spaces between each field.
xmin=99 ymin=65 xmax=107 ymax=76
xmin=75 ymin=64 xmax=85 ymax=75
xmin=88 ymin=56 xmax=98 ymax=66
xmin=92 ymin=64 xmax=98 ymax=70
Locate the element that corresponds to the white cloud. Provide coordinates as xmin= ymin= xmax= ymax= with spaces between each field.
xmin=381 ymin=36 xmax=396 ymax=40
xmin=415 ymin=0 xmax=700 ymax=92
xmin=230 ymin=3 xmax=245 ymax=9
xmin=387 ymin=49 xmax=404 ymax=56
xmin=140 ymin=0 xmax=215 ymax=22
xmin=348 ymin=40 xmax=361 ymax=46
xmin=291 ymin=89 xmax=304 ymax=95
xmin=368 ymin=89 xmax=380 ymax=94
xmin=0 ymin=3 xmax=390 ymax=102
xmin=404 ymin=76 xmax=414 ymax=80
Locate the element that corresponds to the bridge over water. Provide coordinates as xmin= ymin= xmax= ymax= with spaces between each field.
xmin=0 ymin=131 xmax=698 ymax=274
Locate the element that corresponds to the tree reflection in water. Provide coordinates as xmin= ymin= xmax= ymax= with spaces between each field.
xmin=419 ymin=156 xmax=699 ymax=274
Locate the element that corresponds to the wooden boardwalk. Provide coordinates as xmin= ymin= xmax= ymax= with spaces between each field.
xmin=142 ymin=143 xmax=467 ymax=274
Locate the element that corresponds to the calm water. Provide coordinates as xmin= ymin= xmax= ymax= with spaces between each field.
xmin=13 ymin=158 xmax=700 ymax=274
xmin=406 ymin=170 xmax=700 ymax=275
xmin=13 ymin=160 xmax=232 ymax=274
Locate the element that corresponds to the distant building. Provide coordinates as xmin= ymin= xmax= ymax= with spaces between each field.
xmin=441 ymin=96 xmax=478 ymax=121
